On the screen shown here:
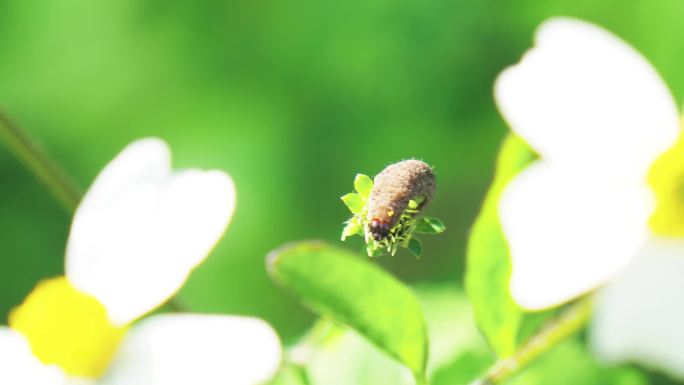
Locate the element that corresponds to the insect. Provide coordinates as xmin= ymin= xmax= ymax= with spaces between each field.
xmin=366 ymin=160 xmax=436 ymax=241
xmin=340 ymin=159 xmax=444 ymax=258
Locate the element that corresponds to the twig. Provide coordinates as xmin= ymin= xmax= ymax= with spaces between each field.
xmin=0 ymin=110 xmax=81 ymax=211
xmin=470 ymin=297 xmax=593 ymax=385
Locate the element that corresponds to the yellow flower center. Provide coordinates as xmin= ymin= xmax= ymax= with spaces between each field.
xmin=8 ymin=277 xmax=127 ymax=378
xmin=649 ymin=129 xmax=684 ymax=236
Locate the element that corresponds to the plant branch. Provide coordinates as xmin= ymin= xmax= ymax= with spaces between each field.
xmin=0 ymin=110 xmax=81 ymax=211
xmin=470 ymin=297 xmax=593 ymax=385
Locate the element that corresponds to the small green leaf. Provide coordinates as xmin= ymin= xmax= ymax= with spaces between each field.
xmin=267 ymin=241 xmax=428 ymax=378
xmin=414 ymin=217 xmax=446 ymax=234
xmin=341 ymin=220 xmax=363 ymax=240
xmin=366 ymin=243 xmax=382 ymax=257
xmin=407 ymin=237 xmax=423 ymax=257
xmin=465 ymin=134 xmax=542 ymax=356
xmin=354 ymin=173 xmax=374 ymax=199
xmin=341 ymin=193 xmax=364 ymax=214
xmin=408 ymin=199 xmax=419 ymax=210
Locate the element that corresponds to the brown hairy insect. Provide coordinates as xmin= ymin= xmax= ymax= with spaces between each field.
xmin=366 ymin=160 xmax=435 ymax=241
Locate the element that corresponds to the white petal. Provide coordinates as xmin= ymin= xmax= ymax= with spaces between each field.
xmin=591 ymin=239 xmax=684 ymax=379
xmin=495 ymin=17 xmax=679 ymax=181
xmin=0 ymin=327 xmax=67 ymax=385
xmin=500 ymin=162 xmax=653 ymax=309
xmin=101 ymin=315 xmax=282 ymax=385
xmin=66 ymin=138 xmax=236 ymax=325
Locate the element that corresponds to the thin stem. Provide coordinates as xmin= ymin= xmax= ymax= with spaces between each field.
xmin=163 ymin=296 xmax=188 ymax=312
xmin=293 ymin=363 xmax=313 ymax=385
xmin=470 ymin=297 xmax=593 ymax=385
xmin=415 ymin=374 xmax=429 ymax=385
xmin=0 ymin=110 xmax=81 ymax=211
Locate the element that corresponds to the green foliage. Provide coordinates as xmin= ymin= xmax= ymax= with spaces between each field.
xmin=353 ymin=174 xmax=374 ymax=199
xmin=432 ymin=339 xmax=647 ymax=385
xmin=341 ymin=218 xmax=364 ymax=241
xmin=414 ymin=217 xmax=447 ymax=234
xmin=366 ymin=205 xmax=427 ymax=257
xmin=465 ymin=134 xmax=558 ymax=356
xmin=407 ymin=237 xmax=423 ymax=258
xmin=508 ymin=339 xmax=649 ymax=385
xmin=4 ymin=0 xmax=684 ymax=353
xmin=341 ymin=173 xmax=445 ymax=258
xmin=288 ymin=285 xmax=486 ymax=385
xmin=4 ymin=3 xmax=684 ymax=383
xmin=341 ymin=193 xmax=365 ymax=215
xmin=266 ymin=241 xmax=428 ymax=379
xmin=431 ymin=349 xmax=494 ymax=385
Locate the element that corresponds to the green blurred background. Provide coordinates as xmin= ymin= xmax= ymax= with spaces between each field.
xmin=2 ymin=0 xmax=684 ymax=344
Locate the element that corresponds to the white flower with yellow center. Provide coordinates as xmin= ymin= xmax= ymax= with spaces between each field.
xmin=0 ymin=138 xmax=281 ymax=385
xmin=495 ymin=17 xmax=684 ymax=378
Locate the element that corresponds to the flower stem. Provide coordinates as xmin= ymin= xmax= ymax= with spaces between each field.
xmin=0 ymin=110 xmax=81 ymax=211
xmin=470 ymin=297 xmax=593 ymax=385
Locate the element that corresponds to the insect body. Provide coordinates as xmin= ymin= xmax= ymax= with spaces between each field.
xmin=366 ymin=160 xmax=436 ymax=241
xmin=340 ymin=159 xmax=444 ymax=257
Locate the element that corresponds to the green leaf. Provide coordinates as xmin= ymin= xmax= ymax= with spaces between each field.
xmin=407 ymin=237 xmax=423 ymax=257
xmin=267 ymin=241 xmax=428 ymax=378
xmin=465 ymin=134 xmax=542 ymax=356
xmin=414 ymin=217 xmax=446 ymax=234
xmin=341 ymin=192 xmax=364 ymax=214
xmin=341 ymin=220 xmax=363 ymax=240
xmin=366 ymin=243 xmax=384 ymax=258
xmin=354 ymin=173 xmax=374 ymax=199
xmin=431 ymin=349 xmax=494 ymax=385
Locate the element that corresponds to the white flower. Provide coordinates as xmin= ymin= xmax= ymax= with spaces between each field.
xmin=495 ymin=17 xmax=684 ymax=377
xmin=0 ymin=138 xmax=281 ymax=385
